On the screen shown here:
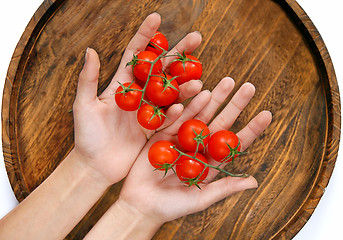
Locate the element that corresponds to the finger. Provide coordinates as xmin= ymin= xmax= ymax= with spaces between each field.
xmin=209 ymin=82 xmax=255 ymax=133
xmin=158 ymin=103 xmax=184 ymax=130
xmin=237 ymin=110 xmax=273 ymax=151
xmin=176 ymin=80 xmax=203 ymax=103
xmin=120 ymin=13 xmax=161 ymax=68
xmin=196 ymin=176 xmax=258 ymax=211
xmin=162 ymin=31 xmax=202 ymax=69
xmin=163 ymin=90 xmax=211 ymax=135
xmin=205 ymin=110 xmax=272 ymax=181
xmin=75 ymin=48 xmax=100 ymax=104
xmin=195 ymin=77 xmax=235 ymax=124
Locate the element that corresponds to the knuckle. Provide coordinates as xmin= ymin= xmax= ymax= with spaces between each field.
xmin=213 ymin=117 xmax=227 ymax=130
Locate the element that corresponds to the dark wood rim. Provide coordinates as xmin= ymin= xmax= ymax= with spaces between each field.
xmin=1 ymin=0 xmax=340 ymax=238
xmin=270 ymin=1 xmax=341 ymax=238
xmin=2 ymin=0 xmax=65 ymax=201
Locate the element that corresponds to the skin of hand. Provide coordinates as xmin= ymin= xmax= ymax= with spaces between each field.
xmin=118 ymin=77 xmax=273 ymax=225
xmin=72 ymin=12 xmax=203 ymax=185
xmin=84 ymin=78 xmax=272 ymax=240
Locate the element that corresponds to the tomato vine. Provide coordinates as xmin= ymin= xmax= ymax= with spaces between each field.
xmin=115 ymin=31 xmax=247 ymax=188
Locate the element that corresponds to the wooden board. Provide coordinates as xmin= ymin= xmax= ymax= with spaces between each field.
xmin=2 ymin=0 xmax=340 ymax=239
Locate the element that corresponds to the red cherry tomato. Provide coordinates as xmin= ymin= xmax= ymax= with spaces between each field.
xmin=208 ymin=130 xmax=242 ymax=162
xmin=146 ymin=31 xmax=169 ymax=56
xmin=132 ymin=51 xmax=162 ymax=82
xmin=169 ymin=53 xmax=202 ymax=84
xmin=137 ymin=103 xmax=166 ymax=130
xmin=148 ymin=140 xmax=179 ymax=170
xmin=175 ymin=152 xmax=209 ymax=185
xmin=115 ymin=82 xmax=142 ymax=111
xmin=146 ymin=73 xmax=179 ymax=107
xmin=177 ymin=119 xmax=210 ymax=151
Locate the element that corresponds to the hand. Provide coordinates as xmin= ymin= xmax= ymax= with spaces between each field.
xmin=71 ymin=13 xmax=203 ymax=185
xmin=118 ymin=77 xmax=272 ymax=224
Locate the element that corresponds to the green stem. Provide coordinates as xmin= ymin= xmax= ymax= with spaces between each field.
xmin=138 ymin=50 xmax=168 ymax=108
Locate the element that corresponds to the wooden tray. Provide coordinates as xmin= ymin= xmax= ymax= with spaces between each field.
xmin=2 ymin=0 xmax=340 ymax=239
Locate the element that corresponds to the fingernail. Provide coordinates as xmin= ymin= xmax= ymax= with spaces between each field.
xmin=175 ymin=103 xmax=184 ymax=110
xmin=250 ymin=178 xmax=259 ymax=189
xmin=85 ymin=47 xmax=90 ymax=62
xmin=203 ymin=89 xmax=211 ymax=95
xmin=191 ymin=79 xmax=203 ymax=89
xmin=150 ymin=12 xmax=161 ymax=17
xmin=196 ymin=79 xmax=203 ymax=85
xmin=193 ymin=30 xmax=202 ymax=37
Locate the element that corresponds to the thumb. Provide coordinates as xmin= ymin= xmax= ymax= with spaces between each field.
xmin=197 ymin=176 xmax=258 ymax=210
xmin=76 ymin=48 xmax=100 ymax=103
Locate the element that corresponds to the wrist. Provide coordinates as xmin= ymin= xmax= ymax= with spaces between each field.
xmin=115 ymin=196 xmax=164 ymax=230
xmin=69 ymin=148 xmax=113 ymax=189
xmin=85 ymin=197 xmax=163 ymax=240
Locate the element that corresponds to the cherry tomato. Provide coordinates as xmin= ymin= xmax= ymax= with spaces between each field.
xmin=146 ymin=73 xmax=179 ymax=107
xmin=177 ymin=119 xmax=210 ymax=152
xmin=115 ymin=82 xmax=142 ymax=111
xmin=137 ymin=103 xmax=166 ymax=130
xmin=208 ymin=130 xmax=242 ymax=162
xmin=131 ymin=51 xmax=162 ymax=82
xmin=146 ymin=31 xmax=169 ymax=56
xmin=148 ymin=140 xmax=179 ymax=170
xmin=169 ymin=53 xmax=202 ymax=84
xmin=175 ymin=152 xmax=209 ymax=186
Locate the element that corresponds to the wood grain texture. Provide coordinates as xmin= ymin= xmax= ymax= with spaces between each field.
xmin=1 ymin=0 xmax=340 ymax=239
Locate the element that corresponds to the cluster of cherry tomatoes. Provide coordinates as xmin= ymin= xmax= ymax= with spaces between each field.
xmin=115 ymin=31 xmax=203 ymax=130
xmin=115 ymin=31 xmax=245 ymax=188
xmin=148 ymin=119 xmax=245 ymax=188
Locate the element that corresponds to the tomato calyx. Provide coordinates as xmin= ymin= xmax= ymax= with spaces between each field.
xmin=219 ymin=141 xmax=246 ymax=165
xmin=192 ymin=128 xmax=210 ymax=153
xmin=115 ymin=81 xmax=142 ymax=96
xmin=145 ymin=102 xmax=167 ymax=124
xmin=152 ymin=72 xmax=180 ymax=93
xmin=154 ymin=162 xmax=176 ymax=177
xmin=170 ymin=51 xmax=201 ymax=72
xmin=126 ymin=54 xmax=139 ymax=68
xmin=147 ymin=42 xmax=167 ymax=56
xmin=181 ymin=175 xmax=204 ymax=189
xmin=126 ymin=54 xmax=149 ymax=67
xmin=153 ymin=145 xmax=181 ymax=177
xmin=126 ymin=53 xmax=159 ymax=72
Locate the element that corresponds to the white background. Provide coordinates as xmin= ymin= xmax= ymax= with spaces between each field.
xmin=0 ymin=1 xmax=342 ymax=239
